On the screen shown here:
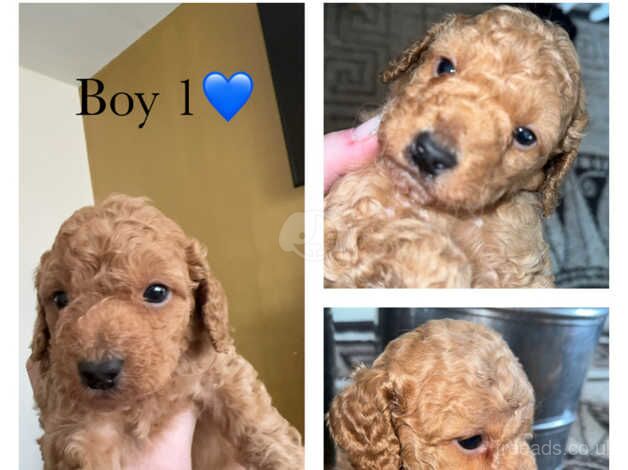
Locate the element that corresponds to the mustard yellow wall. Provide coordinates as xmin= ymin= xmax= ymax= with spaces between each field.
xmin=82 ymin=4 xmax=303 ymax=433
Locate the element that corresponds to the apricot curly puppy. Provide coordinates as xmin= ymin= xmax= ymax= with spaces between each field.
xmin=328 ymin=319 xmax=536 ymax=469
xmin=28 ymin=194 xmax=303 ymax=469
xmin=325 ymin=6 xmax=587 ymax=287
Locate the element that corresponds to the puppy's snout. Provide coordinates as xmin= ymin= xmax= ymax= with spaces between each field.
xmin=407 ymin=131 xmax=457 ymax=176
xmin=78 ymin=357 xmax=124 ymax=390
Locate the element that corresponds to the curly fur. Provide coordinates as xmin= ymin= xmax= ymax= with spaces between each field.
xmin=325 ymin=6 xmax=588 ymax=287
xmin=327 ymin=319 xmax=536 ymax=470
xmin=28 ymin=194 xmax=303 ymax=469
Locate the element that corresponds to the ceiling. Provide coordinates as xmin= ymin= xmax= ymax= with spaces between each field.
xmin=20 ymin=3 xmax=179 ymax=85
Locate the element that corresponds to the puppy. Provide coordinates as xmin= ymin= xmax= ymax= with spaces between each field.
xmin=325 ymin=6 xmax=587 ymax=287
xmin=28 ymin=194 xmax=303 ymax=469
xmin=327 ymin=319 xmax=536 ymax=469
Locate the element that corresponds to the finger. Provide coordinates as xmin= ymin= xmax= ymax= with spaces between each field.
xmin=351 ymin=114 xmax=382 ymax=141
xmin=324 ymin=115 xmax=381 ymax=192
xmin=26 ymin=357 xmax=40 ymax=388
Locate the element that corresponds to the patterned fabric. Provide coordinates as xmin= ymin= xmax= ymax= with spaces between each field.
xmin=564 ymin=401 xmax=609 ymax=468
xmin=324 ymin=4 xmax=609 ymax=287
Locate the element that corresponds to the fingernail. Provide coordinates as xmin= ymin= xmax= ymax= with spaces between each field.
xmin=351 ymin=114 xmax=381 ymax=141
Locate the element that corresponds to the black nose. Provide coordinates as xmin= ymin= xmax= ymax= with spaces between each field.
xmin=407 ymin=131 xmax=457 ymax=176
xmin=78 ymin=358 xmax=124 ymax=390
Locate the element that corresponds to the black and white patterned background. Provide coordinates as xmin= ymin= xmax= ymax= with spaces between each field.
xmin=324 ymin=3 xmax=609 ymax=288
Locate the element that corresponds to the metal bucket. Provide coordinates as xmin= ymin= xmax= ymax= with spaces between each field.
xmin=378 ymin=308 xmax=608 ymax=470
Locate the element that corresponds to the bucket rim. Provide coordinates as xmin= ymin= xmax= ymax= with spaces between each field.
xmin=533 ymin=410 xmax=576 ymax=432
xmin=447 ymin=308 xmax=608 ymax=323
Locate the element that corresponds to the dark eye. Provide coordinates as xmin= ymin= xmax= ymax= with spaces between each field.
xmin=513 ymin=127 xmax=537 ymax=147
xmin=456 ymin=434 xmax=484 ymax=451
xmin=52 ymin=291 xmax=69 ymax=309
xmin=143 ymin=284 xmax=170 ymax=305
xmin=436 ymin=57 xmax=456 ymax=76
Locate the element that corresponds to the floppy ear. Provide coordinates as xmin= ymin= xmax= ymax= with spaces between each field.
xmin=380 ymin=14 xmax=462 ymax=84
xmin=541 ymin=27 xmax=589 ymax=216
xmin=30 ymin=256 xmax=51 ymax=367
xmin=541 ymin=83 xmax=587 ymax=215
xmin=30 ymin=300 xmax=50 ymax=366
xmin=28 ymin=257 xmax=54 ymax=412
xmin=186 ymin=238 xmax=233 ymax=353
xmin=327 ymin=366 xmax=401 ymax=469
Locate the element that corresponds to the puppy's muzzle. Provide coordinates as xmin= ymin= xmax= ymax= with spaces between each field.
xmin=407 ymin=131 xmax=457 ymax=176
xmin=78 ymin=357 xmax=124 ymax=390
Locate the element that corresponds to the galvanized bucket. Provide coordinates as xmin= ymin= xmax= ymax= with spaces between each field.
xmin=378 ymin=308 xmax=608 ymax=470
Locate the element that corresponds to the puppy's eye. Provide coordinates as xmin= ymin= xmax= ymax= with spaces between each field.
xmin=143 ymin=284 xmax=170 ymax=305
xmin=52 ymin=291 xmax=69 ymax=309
xmin=456 ymin=434 xmax=484 ymax=451
xmin=513 ymin=127 xmax=537 ymax=147
xmin=436 ymin=57 xmax=456 ymax=76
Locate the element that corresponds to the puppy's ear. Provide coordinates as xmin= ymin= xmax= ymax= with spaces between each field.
xmin=186 ymin=239 xmax=233 ymax=353
xmin=541 ymin=29 xmax=589 ymax=216
xmin=541 ymin=83 xmax=587 ymax=215
xmin=30 ymin=256 xmax=50 ymax=367
xmin=380 ymin=14 xmax=462 ymax=84
xmin=30 ymin=299 xmax=50 ymax=365
xmin=327 ymin=367 xmax=401 ymax=469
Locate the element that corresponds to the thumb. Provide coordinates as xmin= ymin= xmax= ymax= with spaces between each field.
xmin=324 ymin=115 xmax=381 ymax=192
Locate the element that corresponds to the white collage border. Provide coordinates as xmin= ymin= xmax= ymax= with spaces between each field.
xmin=3 ymin=1 xmax=623 ymax=469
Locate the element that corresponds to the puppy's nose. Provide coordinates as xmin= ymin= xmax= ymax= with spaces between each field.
xmin=407 ymin=131 xmax=457 ymax=176
xmin=78 ymin=358 xmax=124 ymax=390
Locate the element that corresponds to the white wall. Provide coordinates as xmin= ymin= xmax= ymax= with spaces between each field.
xmin=20 ymin=4 xmax=178 ymax=85
xmin=20 ymin=66 xmax=94 ymax=469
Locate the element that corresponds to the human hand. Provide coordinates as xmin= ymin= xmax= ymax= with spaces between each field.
xmin=324 ymin=114 xmax=381 ymax=193
xmin=124 ymin=407 xmax=197 ymax=470
xmin=27 ymin=358 xmax=197 ymax=470
xmin=26 ymin=356 xmax=40 ymax=390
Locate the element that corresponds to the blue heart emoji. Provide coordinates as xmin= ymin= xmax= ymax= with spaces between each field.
xmin=202 ymin=71 xmax=253 ymax=122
